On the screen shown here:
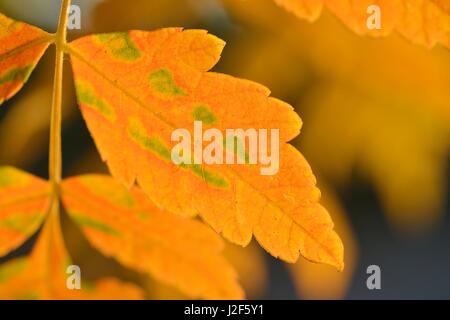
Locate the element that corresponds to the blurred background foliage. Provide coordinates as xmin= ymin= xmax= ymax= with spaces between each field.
xmin=0 ymin=0 xmax=449 ymax=299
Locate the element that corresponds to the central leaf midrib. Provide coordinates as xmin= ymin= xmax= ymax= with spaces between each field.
xmin=0 ymin=34 xmax=53 ymax=62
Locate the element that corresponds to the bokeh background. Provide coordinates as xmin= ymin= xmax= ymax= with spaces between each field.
xmin=0 ymin=0 xmax=449 ymax=299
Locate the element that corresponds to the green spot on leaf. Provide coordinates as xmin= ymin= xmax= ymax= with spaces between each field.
xmin=0 ymin=65 xmax=34 ymax=86
xmin=225 ymin=135 xmax=250 ymax=164
xmin=72 ymin=214 xmax=121 ymax=236
xmin=96 ymin=32 xmax=141 ymax=61
xmin=183 ymin=163 xmax=229 ymax=188
xmin=128 ymin=118 xmax=172 ymax=161
xmin=148 ymin=69 xmax=186 ymax=97
xmin=128 ymin=118 xmax=229 ymax=188
xmin=0 ymin=213 xmax=42 ymax=233
xmin=75 ymin=82 xmax=116 ymax=121
xmin=192 ymin=105 xmax=217 ymax=124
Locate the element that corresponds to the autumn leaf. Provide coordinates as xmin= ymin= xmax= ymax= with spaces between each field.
xmin=67 ymin=28 xmax=344 ymax=270
xmin=0 ymin=207 xmax=143 ymax=299
xmin=61 ymin=174 xmax=244 ymax=299
xmin=274 ymin=0 xmax=450 ymax=48
xmin=0 ymin=12 xmax=52 ymax=105
xmin=0 ymin=166 xmax=50 ymax=257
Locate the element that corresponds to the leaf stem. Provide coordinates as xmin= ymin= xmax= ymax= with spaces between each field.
xmin=49 ymin=0 xmax=71 ymax=210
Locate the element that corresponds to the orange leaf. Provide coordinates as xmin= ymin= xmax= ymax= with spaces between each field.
xmin=0 ymin=166 xmax=50 ymax=257
xmin=67 ymin=29 xmax=344 ymax=271
xmin=0 ymin=208 xmax=143 ymax=299
xmin=61 ymin=174 xmax=244 ymax=299
xmin=0 ymin=13 xmax=51 ymax=105
xmin=275 ymin=0 xmax=450 ymax=48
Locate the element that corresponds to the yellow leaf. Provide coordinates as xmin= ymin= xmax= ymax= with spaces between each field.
xmin=274 ymin=0 xmax=450 ymax=48
xmin=0 ymin=12 xmax=51 ymax=105
xmin=0 ymin=207 xmax=144 ymax=299
xmin=0 ymin=166 xmax=50 ymax=257
xmin=67 ymin=28 xmax=344 ymax=271
xmin=61 ymin=174 xmax=244 ymax=299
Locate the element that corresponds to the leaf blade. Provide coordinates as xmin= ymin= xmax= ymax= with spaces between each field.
xmin=0 ymin=166 xmax=50 ymax=257
xmin=0 ymin=13 xmax=52 ymax=105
